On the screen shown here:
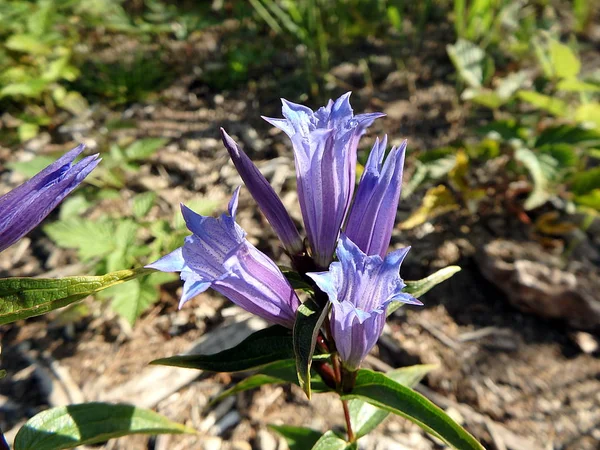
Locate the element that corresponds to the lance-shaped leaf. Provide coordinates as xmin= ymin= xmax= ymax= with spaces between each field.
xmin=349 ymin=364 xmax=436 ymax=439
xmin=151 ymin=325 xmax=294 ymax=372
xmin=311 ymin=431 xmax=357 ymax=450
xmin=293 ymin=298 xmax=330 ymax=398
xmin=342 ymin=369 xmax=484 ymax=450
xmin=13 ymin=403 xmax=195 ymax=450
xmin=0 ymin=268 xmax=151 ymax=325
xmin=269 ymin=425 xmax=323 ymax=450
xmin=388 ymin=266 xmax=461 ymax=316
xmin=211 ymin=358 xmax=331 ymax=404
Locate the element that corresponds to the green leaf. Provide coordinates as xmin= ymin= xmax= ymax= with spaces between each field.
xmin=7 ymin=156 xmax=55 ymax=178
xmin=575 ymin=103 xmax=600 ymax=129
xmin=282 ymin=270 xmax=315 ymax=293
xmin=18 ymin=123 xmax=39 ymax=142
xmin=0 ymin=79 xmax=49 ymax=99
xmin=44 ymin=218 xmax=116 ymax=261
xmin=517 ymin=91 xmax=568 ymax=117
xmin=109 ymin=277 xmax=158 ymax=325
xmin=570 ymin=168 xmax=600 ymax=195
xmin=557 ymin=79 xmax=600 ymax=93
xmin=311 ymin=431 xmax=356 ymax=450
xmin=124 ymin=138 xmax=167 ymax=161
xmin=269 ymin=425 xmax=323 ymax=450
xmin=515 ymin=147 xmax=551 ymax=210
xmin=349 ymin=365 xmax=436 ymax=439
xmin=343 ymin=369 xmax=484 ymax=450
xmin=5 ymin=34 xmax=51 ymax=55
xmin=535 ymin=125 xmax=600 ymax=147
xmin=0 ymin=268 xmax=152 ymax=326
xmin=151 ymin=325 xmax=294 ymax=372
xmin=132 ymin=192 xmax=156 ymax=218
xmin=549 ymin=40 xmax=580 ymax=79
xmin=13 ymin=402 xmax=195 ymax=450
xmin=293 ymin=298 xmax=330 ymax=398
xmin=210 ymin=359 xmax=330 ymax=404
xmin=59 ymin=196 xmax=92 ymax=220
xmin=575 ymin=189 xmax=600 ymax=210
xmin=447 ymin=39 xmax=486 ymax=88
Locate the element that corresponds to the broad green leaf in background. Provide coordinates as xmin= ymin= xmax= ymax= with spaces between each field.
xmin=269 ymin=425 xmax=323 ymax=450
xmin=557 ymin=79 xmax=600 ymax=93
xmin=124 ymin=138 xmax=167 ymax=161
xmin=570 ymin=167 xmax=600 ymax=196
xmin=282 ymin=270 xmax=315 ymax=293
xmin=343 ymin=370 xmax=484 ymax=450
xmin=293 ymin=298 xmax=330 ymax=398
xmin=311 ymin=431 xmax=357 ymax=450
xmin=549 ymin=39 xmax=580 ymax=79
xmin=151 ymin=325 xmax=294 ymax=372
xmin=447 ymin=39 xmax=487 ymax=89
xmin=44 ymin=218 xmax=116 ymax=261
xmin=575 ymin=189 xmax=600 ymax=210
xmin=5 ymin=34 xmax=51 ymax=55
xmin=534 ymin=124 xmax=600 ymax=147
xmin=13 ymin=402 xmax=195 ymax=450
xmin=515 ymin=147 xmax=552 ymax=210
xmin=517 ymin=91 xmax=568 ymax=117
xmin=108 ymin=276 xmax=159 ymax=326
xmin=0 ymin=268 xmax=151 ymax=325
xmin=132 ymin=192 xmax=157 ymax=219
xmin=575 ymin=103 xmax=600 ymax=129
xmin=349 ymin=365 xmax=436 ymax=439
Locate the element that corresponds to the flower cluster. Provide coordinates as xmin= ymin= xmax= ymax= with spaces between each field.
xmin=0 ymin=145 xmax=99 ymax=254
xmin=151 ymin=93 xmax=421 ymax=372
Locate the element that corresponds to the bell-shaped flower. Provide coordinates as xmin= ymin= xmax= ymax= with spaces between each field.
xmin=263 ymin=93 xmax=384 ymax=268
xmin=220 ymin=128 xmax=304 ymax=256
xmin=0 ymin=144 xmax=99 ymax=253
xmin=147 ymin=188 xmax=301 ymax=328
xmin=307 ymin=235 xmax=422 ymax=371
xmin=345 ymin=136 xmax=407 ymax=258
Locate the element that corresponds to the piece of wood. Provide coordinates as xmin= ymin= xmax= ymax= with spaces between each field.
xmin=98 ymin=315 xmax=267 ymax=408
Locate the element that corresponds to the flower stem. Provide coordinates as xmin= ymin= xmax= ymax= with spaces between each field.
xmin=341 ymin=398 xmax=355 ymax=442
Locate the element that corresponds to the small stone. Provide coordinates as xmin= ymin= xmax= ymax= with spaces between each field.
xmin=571 ymin=331 xmax=598 ymax=354
xmin=255 ymin=428 xmax=277 ymax=450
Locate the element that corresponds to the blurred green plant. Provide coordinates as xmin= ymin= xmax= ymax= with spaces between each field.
xmin=9 ymin=139 xmax=220 ymax=324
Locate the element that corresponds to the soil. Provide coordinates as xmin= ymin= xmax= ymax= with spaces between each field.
xmin=1 ymin=16 xmax=599 ymax=450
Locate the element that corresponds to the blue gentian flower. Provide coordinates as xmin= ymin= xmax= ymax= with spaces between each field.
xmin=0 ymin=144 xmax=99 ymax=253
xmin=345 ymin=136 xmax=407 ymax=258
xmin=220 ymin=128 xmax=304 ymax=256
xmin=263 ymin=93 xmax=384 ymax=268
xmin=147 ymin=188 xmax=301 ymax=328
xmin=308 ymin=235 xmax=421 ymax=371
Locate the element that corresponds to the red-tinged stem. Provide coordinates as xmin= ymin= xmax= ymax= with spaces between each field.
xmin=342 ymin=398 xmax=355 ymax=442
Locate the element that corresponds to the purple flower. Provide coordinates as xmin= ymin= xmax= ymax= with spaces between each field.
xmin=307 ymin=235 xmax=422 ymax=371
xmin=0 ymin=144 xmax=99 ymax=253
xmin=220 ymin=128 xmax=304 ymax=255
xmin=263 ymin=93 xmax=384 ymax=268
xmin=345 ymin=136 xmax=407 ymax=258
xmin=147 ymin=188 xmax=301 ymax=328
